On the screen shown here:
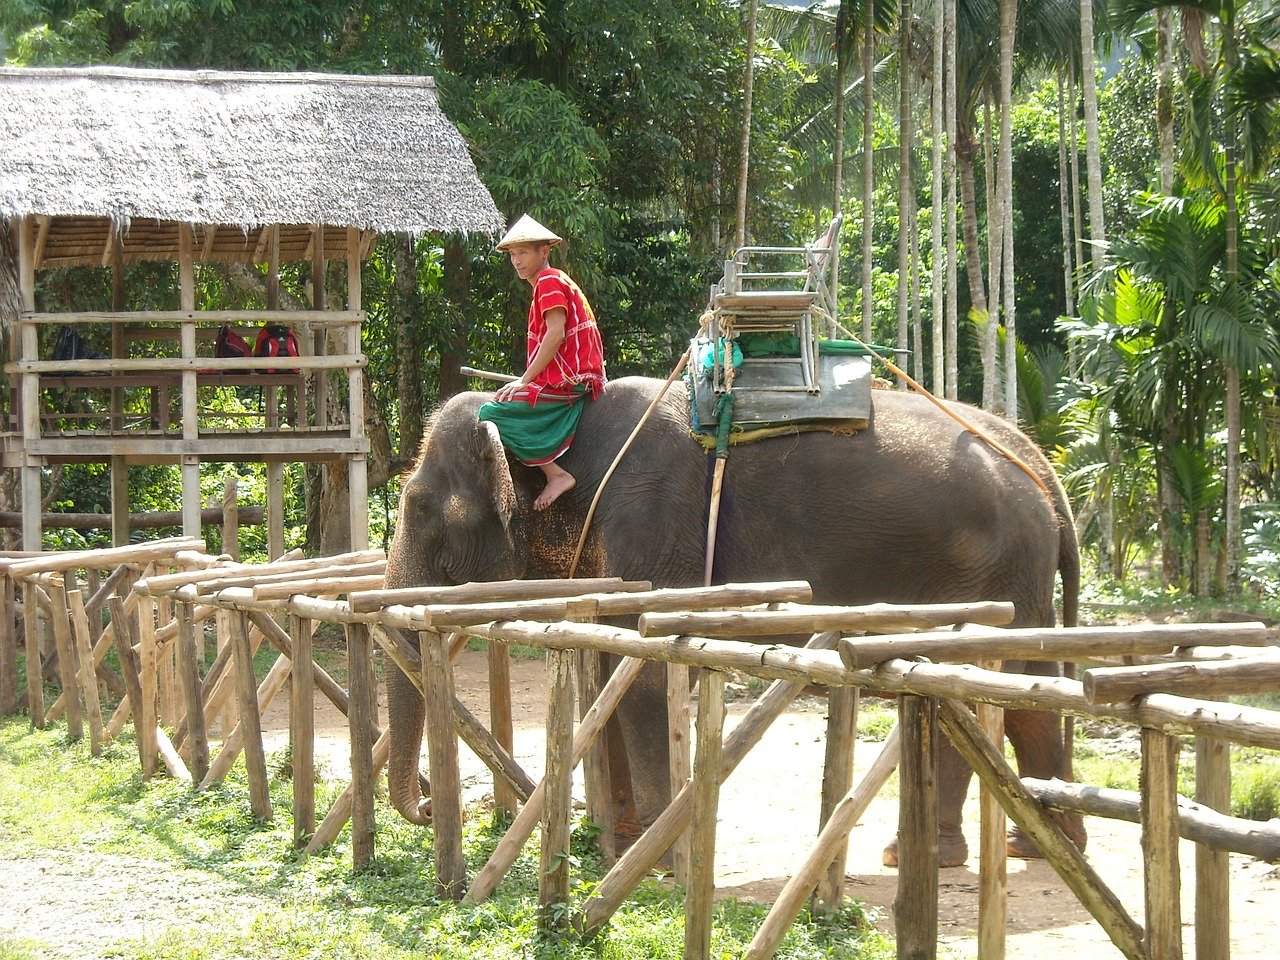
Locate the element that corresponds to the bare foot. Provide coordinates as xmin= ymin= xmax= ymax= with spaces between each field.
xmin=534 ymin=471 xmax=575 ymax=510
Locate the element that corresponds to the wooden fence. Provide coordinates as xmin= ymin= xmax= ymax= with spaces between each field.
xmin=1 ymin=541 xmax=1278 ymax=960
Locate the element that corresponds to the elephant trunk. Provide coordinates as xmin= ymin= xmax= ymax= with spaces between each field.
xmin=385 ymin=661 xmax=433 ymax=825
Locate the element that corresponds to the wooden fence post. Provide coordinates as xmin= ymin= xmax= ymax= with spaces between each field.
xmin=47 ymin=575 xmax=84 ymax=741
xmin=896 ymin=695 xmax=939 ymax=960
xmin=684 ymin=669 xmax=727 ymax=960
xmin=291 ymin=614 xmax=316 ymax=847
xmin=668 ymin=660 xmax=692 ymax=887
xmin=421 ymin=628 xmax=466 ymax=899
xmin=67 ymin=588 xmax=103 ymax=756
xmin=1196 ymin=717 xmax=1231 ymax=960
xmin=540 ymin=647 xmax=576 ymax=935
xmin=347 ymin=621 xmax=376 ymax=869
xmin=231 ymin=610 xmax=272 ymax=819
xmin=814 ymin=684 xmax=857 ymax=915
xmin=1141 ymin=728 xmax=1183 ymax=960
xmin=977 ymin=698 xmax=1007 ymax=960
xmin=489 ymin=638 xmax=518 ymax=817
xmin=222 ymin=477 xmax=239 ymax=561
xmin=137 ymin=591 xmax=159 ymax=777
xmin=24 ymin=581 xmax=43 ymax=726
xmin=177 ymin=599 xmax=209 ymax=783
xmin=0 ymin=573 xmax=16 ymax=716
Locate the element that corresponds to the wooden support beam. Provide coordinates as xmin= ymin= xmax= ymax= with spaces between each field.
xmin=347 ymin=621 xmax=376 ymax=869
xmin=1086 ymin=655 xmax=1280 ymax=702
xmin=684 ymin=669 xmax=727 ymax=960
xmin=230 ymin=611 xmax=272 ymax=819
xmin=896 ymin=695 xmax=939 ymax=960
xmin=936 ymin=698 xmax=1147 ymax=960
xmin=641 ymin=599 xmax=1011 ymax=638
xmin=667 ymin=660 xmax=691 ymax=886
xmin=46 ymin=576 xmax=84 ymax=740
xmin=0 ymin=575 xmax=17 ymax=716
xmin=201 ymin=224 xmax=218 ymax=262
xmin=813 ymin=684 xmax=857 ymax=915
xmin=32 ymin=215 xmax=50 ymax=269
xmin=107 ymin=596 xmax=148 ymax=771
xmin=977 ymin=697 xmax=1007 ymax=960
xmin=539 ymin=648 xmax=575 ymax=935
xmin=136 ymin=592 xmax=159 ymax=778
xmin=421 ymin=628 xmax=466 ymax=899
xmin=291 ymin=614 xmax=316 ymax=848
xmin=1141 ymin=729 xmax=1183 ymax=960
xmin=490 ymin=639 xmax=518 ymax=817
xmin=7 ymin=537 xmax=205 ymax=578
xmin=199 ymin=650 xmax=291 ymax=790
xmin=176 ymin=600 xmax=209 ymax=783
xmin=67 ymin=588 xmax=104 ymax=755
xmin=348 ymin=577 xmax=648 ymax=613
xmin=1196 ymin=713 xmax=1232 ymax=960
xmin=23 ymin=581 xmax=43 ymax=726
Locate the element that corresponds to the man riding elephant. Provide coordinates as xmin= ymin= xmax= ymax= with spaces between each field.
xmin=382 ymin=373 xmax=1086 ymax=868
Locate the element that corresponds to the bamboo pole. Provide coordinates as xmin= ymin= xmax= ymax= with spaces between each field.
xmin=668 ymin=659 xmax=691 ymax=886
xmin=539 ymin=648 xmax=576 ymax=935
xmin=977 ymin=695 xmax=1007 ymax=960
xmin=639 ymin=600 xmax=1014 ymax=638
xmin=199 ymin=558 xmax=385 ymax=595
xmin=684 ymin=669 xmax=727 ymax=960
xmin=1141 ymin=730 xmax=1184 ymax=960
xmin=1196 ymin=706 xmax=1232 ymax=960
xmin=936 ymin=699 xmax=1147 ymax=960
xmin=7 ymin=537 xmax=205 ymax=578
xmin=746 ymin=727 xmax=900 ymax=960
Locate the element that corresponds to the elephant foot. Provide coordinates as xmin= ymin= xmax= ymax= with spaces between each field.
xmin=881 ymin=828 xmax=969 ymax=869
xmin=611 ymin=820 xmax=675 ymax=871
xmin=1007 ymin=812 xmax=1087 ymax=860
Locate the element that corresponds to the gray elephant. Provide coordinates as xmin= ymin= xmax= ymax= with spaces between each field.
xmin=383 ymin=376 xmax=1086 ymax=867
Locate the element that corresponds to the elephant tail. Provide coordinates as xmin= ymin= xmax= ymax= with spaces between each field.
xmin=1059 ymin=515 xmax=1080 ymax=629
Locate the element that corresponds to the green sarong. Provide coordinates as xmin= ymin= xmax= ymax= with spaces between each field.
xmin=477 ymin=384 xmax=589 ymax=465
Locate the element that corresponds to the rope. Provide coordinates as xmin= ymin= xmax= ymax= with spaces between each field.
xmin=566 ymin=347 xmax=692 ymax=579
xmin=812 ymin=307 xmax=1051 ymax=497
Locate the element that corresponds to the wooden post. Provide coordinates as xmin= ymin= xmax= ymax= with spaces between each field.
xmin=346 ymin=226 xmax=368 ymax=551
xmin=156 ymin=593 xmax=178 ymax=729
xmin=291 ymin=614 xmax=316 ymax=847
xmin=108 ymin=596 xmax=149 ymax=771
xmin=1196 ymin=721 xmax=1230 ymax=960
xmin=684 ymin=669 xmax=727 ymax=960
xmin=0 ymin=573 xmax=16 ymax=715
xmin=18 ymin=217 xmax=41 ymax=553
xmin=1141 ymin=728 xmax=1183 ymax=960
xmin=421 ymin=628 xmax=466 ymax=898
xmin=23 ymin=581 xmax=43 ymax=726
xmin=231 ymin=611 xmax=272 ymax=819
xmin=198 ymin=651 xmax=290 ymax=789
xmin=977 ymin=698 xmax=1007 ymax=960
xmin=178 ymin=224 xmax=200 ymax=538
xmin=110 ymin=229 xmax=126 ymax=435
xmin=540 ymin=648 xmax=576 ymax=935
xmin=216 ymin=609 xmax=236 ymax=736
xmin=489 ymin=639 xmax=518 ymax=816
xmin=46 ymin=576 xmax=84 ymax=741
xmin=896 ymin=695 xmax=939 ymax=960
xmin=347 ymin=621 xmax=377 ymax=869
xmin=222 ymin=477 xmax=240 ymax=561
xmin=67 ymin=588 xmax=103 ymax=755
xmin=311 ymin=226 xmax=328 ymax=424
xmin=813 ymin=684 xmax=857 ymax=914
xmin=111 ymin=459 xmax=130 ymax=547
xmin=85 ymin=567 xmax=104 ymax=646
xmin=266 ymin=463 xmax=286 ymax=560
xmin=137 ymin=592 xmax=159 ymax=778
xmin=577 ymin=648 xmax=614 ymax=861
xmin=668 ymin=661 xmax=692 ymax=886
xmin=176 ymin=600 xmax=209 ymax=783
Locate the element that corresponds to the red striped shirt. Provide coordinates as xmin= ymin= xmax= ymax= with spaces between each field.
xmin=526 ymin=267 xmax=606 ymax=403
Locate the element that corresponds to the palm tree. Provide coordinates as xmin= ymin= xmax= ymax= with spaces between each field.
xmin=736 ymin=0 xmax=759 ymax=250
xmin=1080 ymin=0 xmax=1107 ymax=268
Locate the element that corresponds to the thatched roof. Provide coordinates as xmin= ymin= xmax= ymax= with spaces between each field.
xmin=0 ymin=66 xmax=504 ymax=266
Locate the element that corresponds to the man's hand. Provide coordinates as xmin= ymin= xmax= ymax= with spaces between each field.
xmin=494 ymin=378 xmax=527 ymax=402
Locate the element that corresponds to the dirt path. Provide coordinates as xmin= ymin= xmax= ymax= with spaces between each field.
xmin=261 ymin=648 xmax=1279 ymax=959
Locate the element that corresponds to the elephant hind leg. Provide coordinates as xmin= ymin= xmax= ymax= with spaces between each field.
xmin=882 ymin=734 xmax=973 ymax=869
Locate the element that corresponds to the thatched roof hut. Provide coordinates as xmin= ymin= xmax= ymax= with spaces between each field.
xmin=0 ymin=66 xmax=504 ymax=267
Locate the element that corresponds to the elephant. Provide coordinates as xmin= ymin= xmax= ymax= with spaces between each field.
xmin=383 ymin=375 xmax=1086 ymax=867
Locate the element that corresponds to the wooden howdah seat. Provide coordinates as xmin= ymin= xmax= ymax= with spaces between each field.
xmin=689 ymin=217 xmax=875 ymax=433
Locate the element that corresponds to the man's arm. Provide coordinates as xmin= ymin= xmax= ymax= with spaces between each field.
xmin=494 ymin=307 xmax=567 ymax=402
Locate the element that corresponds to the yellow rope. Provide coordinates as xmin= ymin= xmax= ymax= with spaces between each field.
xmin=812 ymin=307 xmax=1051 ymax=497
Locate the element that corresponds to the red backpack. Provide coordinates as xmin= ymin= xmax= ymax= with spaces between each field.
xmin=253 ymin=324 xmax=300 ymax=374
xmin=214 ymin=325 xmax=252 ymax=360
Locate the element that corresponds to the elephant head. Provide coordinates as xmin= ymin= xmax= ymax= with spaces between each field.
xmin=383 ymin=393 xmax=527 ymax=824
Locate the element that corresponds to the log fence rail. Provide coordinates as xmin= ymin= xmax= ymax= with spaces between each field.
xmin=0 ymin=538 xmax=1277 ymax=960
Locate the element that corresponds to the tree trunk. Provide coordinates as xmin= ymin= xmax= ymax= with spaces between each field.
xmin=957 ymin=123 xmax=988 ymax=320
xmin=1068 ymin=61 xmax=1085 ymax=289
xmin=1080 ymin=0 xmax=1106 ymax=267
xmin=860 ymin=0 xmax=875 ymax=342
xmin=1057 ymin=72 xmax=1076 ymax=320
xmin=944 ymin=0 xmax=959 ymax=400
xmin=1000 ymin=0 xmax=1018 ymax=421
xmin=735 ymin=0 xmax=758 ymax=250
xmin=393 ymin=235 xmax=425 ymax=457
xmin=1156 ymin=8 xmax=1176 ymax=194
xmin=439 ymin=236 xmax=472 ymax=401
xmin=984 ymin=95 xmax=1003 ymax=411
xmin=896 ymin=2 xmax=912 ymax=387
xmin=834 ymin=6 xmax=848 ymax=219
xmin=1223 ymin=3 xmax=1241 ymax=597
xmin=910 ymin=186 xmax=924 ymax=384
xmin=930 ymin=0 xmax=945 ymax=394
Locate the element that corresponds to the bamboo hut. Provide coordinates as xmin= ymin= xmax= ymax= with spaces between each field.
xmin=0 ymin=65 xmax=503 ymax=554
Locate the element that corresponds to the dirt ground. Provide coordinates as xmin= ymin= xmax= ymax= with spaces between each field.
xmin=256 ymin=647 xmax=1280 ymax=959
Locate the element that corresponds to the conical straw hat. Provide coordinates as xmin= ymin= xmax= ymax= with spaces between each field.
xmin=496 ymin=214 xmax=562 ymax=250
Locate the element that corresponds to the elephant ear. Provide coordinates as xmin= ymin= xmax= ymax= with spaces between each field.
xmin=479 ymin=419 xmax=516 ymax=528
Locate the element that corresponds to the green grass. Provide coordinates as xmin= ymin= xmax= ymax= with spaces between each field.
xmin=0 ymin=717 xmax=893 ymax=960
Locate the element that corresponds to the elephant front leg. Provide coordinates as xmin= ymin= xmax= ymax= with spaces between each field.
xmin=883 ymin=735 xmax=974 ymax=868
